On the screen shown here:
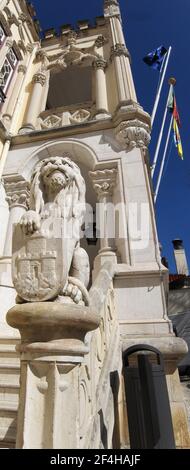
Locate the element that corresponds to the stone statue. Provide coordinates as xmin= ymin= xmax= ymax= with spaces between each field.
xmin=12 ymin=155 xmax=90 ymax=305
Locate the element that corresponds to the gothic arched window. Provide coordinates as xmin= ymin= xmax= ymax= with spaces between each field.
xmin=0 ymin=23 xmax=6 ymax=46
xmin=0 ymin=48 xmax=18 ymax=98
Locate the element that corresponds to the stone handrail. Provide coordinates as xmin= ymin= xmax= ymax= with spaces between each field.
xmin=89 ymin=261 xmax=116 ymax=312
xmin=79 ymin=260 xmax=119 ymax=448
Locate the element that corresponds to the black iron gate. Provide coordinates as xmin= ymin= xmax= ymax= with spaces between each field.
xmin=123 ymin=344 xmax=175 ymax=449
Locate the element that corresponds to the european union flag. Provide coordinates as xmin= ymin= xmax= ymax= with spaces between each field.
xmin=143 ymin=45 xmax=168 ymax=71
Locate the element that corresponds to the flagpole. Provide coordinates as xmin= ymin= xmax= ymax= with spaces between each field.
xmin=151 ymin=77 xmax=176 ymax=178
xmin=151 ymin=46 xmax=172 ymax=127
xmin=154 ymin=115 xmax=173 ymax=203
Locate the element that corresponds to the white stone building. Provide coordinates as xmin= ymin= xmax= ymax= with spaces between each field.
xmin=0 ymin=0 xmax=189 ymax=449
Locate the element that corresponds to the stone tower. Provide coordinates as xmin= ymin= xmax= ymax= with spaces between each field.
xmin=0 ymin=0 xmax=189 ymax=448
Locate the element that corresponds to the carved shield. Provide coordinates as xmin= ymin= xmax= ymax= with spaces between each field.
xmin=12 ymin=223 xmax=75 ymax=302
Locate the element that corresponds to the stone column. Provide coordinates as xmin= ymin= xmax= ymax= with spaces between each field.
xmin=2 ymin=64 xmax=27 ymax=128
xmin=89 ymin=168 xmax=118 ymax=273
xmin=19 ymin=72 xmax=46 ymax=133
xmin=93 ymin=58 xmax=110 ymax=120
xmin=6 ymin=302 xmax=100 ymax=449
xmin=0 ymin=180 xmax=29 ymax=287
xmin=3 ymin=180 xmax=30 ymax=257
xmin=111 ymin=44 xmax=137 ymax=109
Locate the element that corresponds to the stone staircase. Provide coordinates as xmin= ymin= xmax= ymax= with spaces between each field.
xmin=0 ymin=338 xmax=20 ymax=448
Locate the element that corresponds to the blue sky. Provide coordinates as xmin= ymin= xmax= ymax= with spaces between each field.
xmin=31 ymin=0 xmax=190 ymax=272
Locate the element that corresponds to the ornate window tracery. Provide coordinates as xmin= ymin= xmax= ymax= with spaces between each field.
xmin=0 ymin=23 xmax=6 ymax=45
xmin=0 ymin=48 xmax=18 ymax=94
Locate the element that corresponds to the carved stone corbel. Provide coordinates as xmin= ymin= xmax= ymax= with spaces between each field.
xmin=115 ymin=119 xmax=151 ymax=151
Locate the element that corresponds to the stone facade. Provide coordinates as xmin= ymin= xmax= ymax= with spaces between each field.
xmin=0 ymin=0 xmax=189 ymax=449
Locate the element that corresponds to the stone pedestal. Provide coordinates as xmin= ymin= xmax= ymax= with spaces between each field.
xmin=7 ymin=302 xmax=100 ymax=449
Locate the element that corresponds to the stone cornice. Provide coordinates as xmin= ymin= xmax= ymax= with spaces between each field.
xmin=10 ymin=102 xmax=151 ymax=147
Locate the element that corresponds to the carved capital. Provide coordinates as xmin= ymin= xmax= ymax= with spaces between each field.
xmin=18 ymin=13 xmax=27 ymax=23
xmin=5 ymin=180 xmax=30 ymax=209
xmin=110 ymin=43 xmax=131 ymax=61
xmin=33 ymin=72 xmax=46 ymax=86
xmin=115 ymin=119 xmax=151 ymax=151
xmin=93 ymin=57 xmax=107 ymax=70
xmin=89 ymin=168 xmax=117 ymax=198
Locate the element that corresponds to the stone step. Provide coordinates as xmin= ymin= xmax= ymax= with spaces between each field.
xmin=0 ymin=354 xmax=20 ymax=365
xmin=0 ymin=441 xmax=15 ymax=449
xmin=0 ymin=410 xmax=17 ymax=447
xmin=0 ymin=339 xmax=19 ymax=449
xmin=0 ymin=338 xmax=19 ymax=347
xmin=0 ymin=364 xmax=20 ymax=386
xmin=0 ymin=383 xmax=19 ymax=405
xmin=0 ymin=401 xmax=18 ymax=412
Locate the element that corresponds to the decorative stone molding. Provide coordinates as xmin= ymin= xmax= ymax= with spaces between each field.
xmin=70 ymin=109 xmax=91 ymax=124
xmin=95 ymin=35 xmax=108 ymax=48
xmin=89 ymin=168 xmax=118 ymax=198
xmin=40 ymin=114 xmax=62 ymax=130
xmin=5 ymin=180 xmax=30 ymax=209
xmin=93 ymin=57 xmax=107 ymax=70
xmin=40 ymin=108 xmax=91 ymax=129
xmin=48 ymin=34 xmax=101 ymax=70
xmin=115 ymin=119 xmax=151 ymax=151
xmin=110 ymin=43 xmax=131 ymax=61
xmin=32 ymin=72 xmax=46 ymax=86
